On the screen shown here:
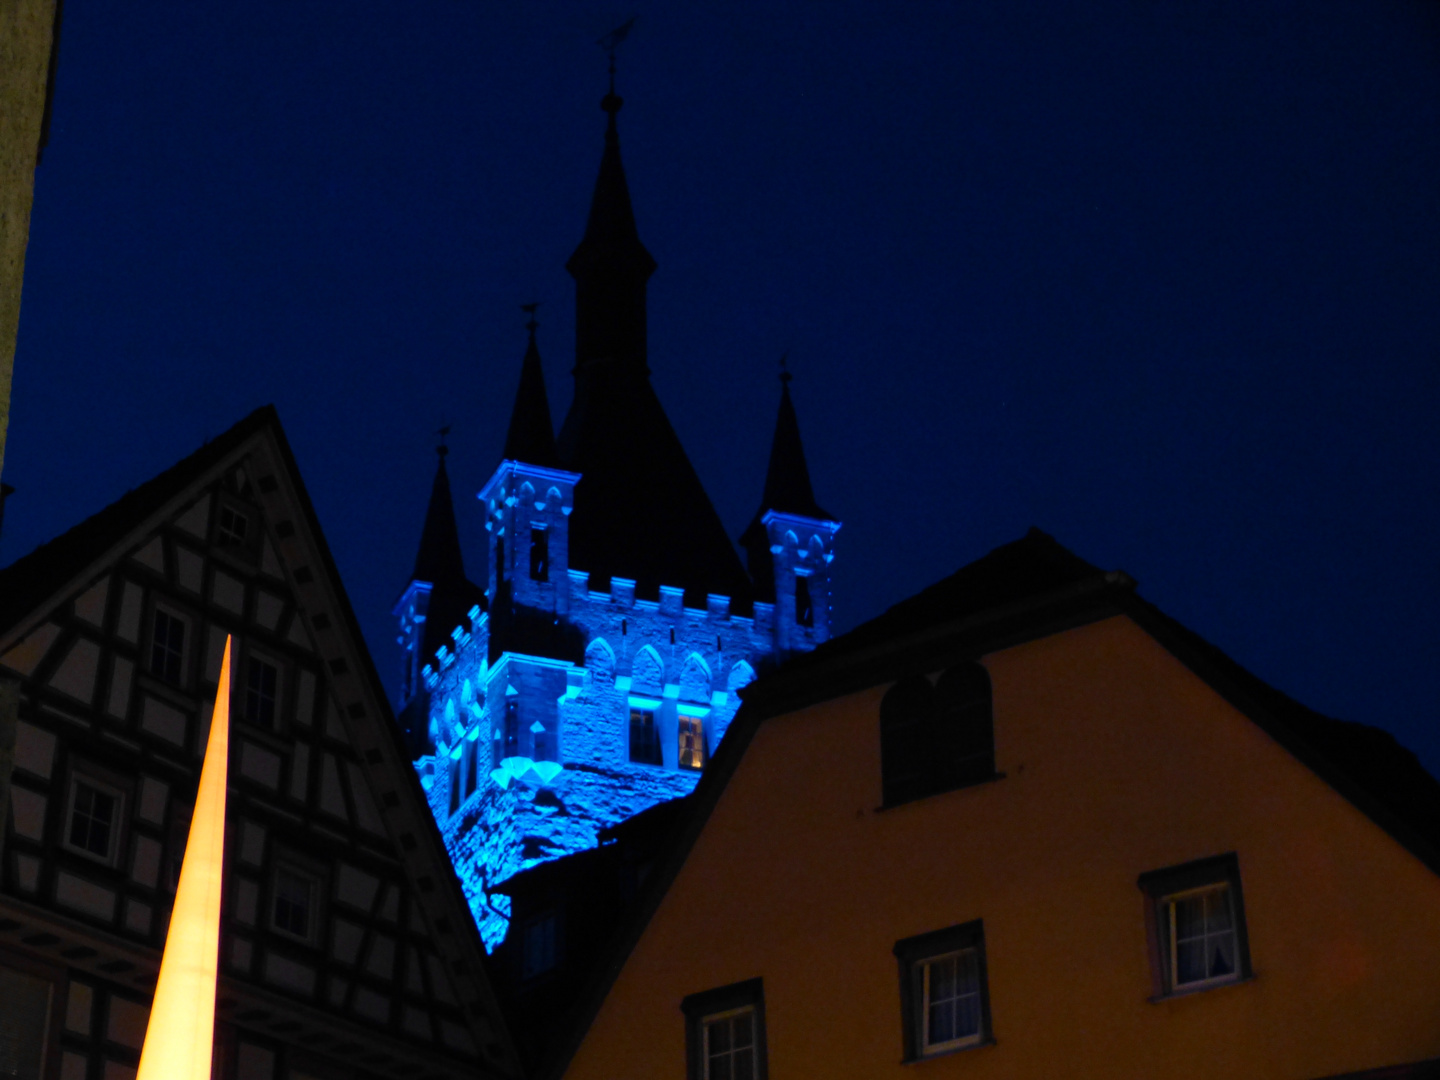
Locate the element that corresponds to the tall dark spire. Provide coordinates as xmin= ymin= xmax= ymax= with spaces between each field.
xmin=565 ymin=77 xmax=657 ymax=380
xmin=412 ymin=440 xmax=468 ymax=586
xmin=502 ymin=307 xmax=558 ymax=466
xmin=741 ymin=365 xmax=834 ymax=600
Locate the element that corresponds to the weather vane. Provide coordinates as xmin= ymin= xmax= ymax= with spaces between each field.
xmin=521 ymin=300 xmax=541 ymax=335
xmin=436 ymin=422 xmax=451 ymax=456
xmin=779 ymin=352 xmax=792 ymax=385
xmin=598 ymin=16 xmax=638 ymax=100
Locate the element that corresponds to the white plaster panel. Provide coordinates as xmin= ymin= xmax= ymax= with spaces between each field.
xmin=364 ymin=933 xmax=395 ymax=979
xmin=9 ymin=786 xmax=46 ymax=840
xmin=335 ymin=862 xmax=378 ymax=912
xmin=14 ymin=854 xmax=40 ymax=891
xmin=402 ymin=1005 xmax=433 ymax=1041
xmin=318 ymin=753 xmax=348 ymax=820
xmin=106 ymin=655 xmax=133 ymax=720
xmin=331 ymin=919 xmax=363 ymax=964
xmin=378 ymin=884 xmax=398 ymax=922
xmin=74 ymin=577 xmax=110 ymax=627
xmin=175 ymin=546 xmax=204 ymax=593
xmin=346 ymin=761 xmax=385 ymax=835
xmin=104 ymin=1062 xmax=138 ymax=1080
xmin=326 ymin=977 xmax=349 ymax=1006
xmin=286 ymin=614 xmax=312 ymax=651
xmin=49 ymin=637 xmax=101 ymax=704
xmin=140 ymin=696 xmax=188 ymax=746
xmin=13 ymin=721 xmax=54 ymax=778
xmin=324 ymin=698 xmax=349 ymax=744
xmin=65 ymin=982 xmax=93 ymax=1033
xmin=440 ymin=1021 xmax=476 ymax=1054
xmin=61 ymin=1052 xmax=87 ymax=1080
xmin=261 ymin=539 xmax=283 ymax=579
xmin=295 ymin=668 xmax=315 ymax=726
xmin=403 ymin=948 xmax=424 ymax=994
xmin=289 ymin=743 xmax=310 ymax=801
xmin=212 ymin=571 xmax=245 ymax=614
xmin=237 ymin=1042 xmax=276 ymax=1080
xmin=130 ymin=835 xmax=161 ymax=888
xmin=230 ymin=938 xmax=253 ymax=973
xmin=130 ymin=537 xmax=164 ymax=573
xmin=239 ymin=741 xmax=281 ymax=789
xmin=0 ymin=622 xmax=61 ymax=677
xmin=263 ymin=952 xmax=316 ymax=996
xmin=239 ymin=820 xmax=265 ymax=866
xmin=351 ymin=986 xmax=389 ymax=1023
xmin=254 ymin=592 xmax=284 ymax=631
xmin=137 ymin=776 xmax=168 ymax=824
xmin=116 ymin=583 xmax=143 ymax=643
xmin=426 ymin=952 xmax=457 ymax=1005
xmin=235 ymin=878 xmax=258 ymax=924
xmin=55 ymin=872 xmax=116 ymax=921
xmin=123 ymin=899 xmax=151 ymax=935
xmin=174 ymin=495 xmax=210 ymax=538
xmin=106 ymin=997 xmax=148 ymax=1050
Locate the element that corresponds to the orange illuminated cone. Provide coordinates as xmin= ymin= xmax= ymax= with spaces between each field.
xmin=136 ymin=635 xmax=232 ymax=1080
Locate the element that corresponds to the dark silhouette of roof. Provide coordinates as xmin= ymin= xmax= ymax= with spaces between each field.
xmin=408 ymin=446 xmax=487 ymax=665
xmin=502 ymin=318 xmax=558 ymax=467
xmin=555 ymin=90 xmax=752 ymax=609
xmin=740 ymin=374 xmax=834 ymax=601
xmin=0 ymin=407 xmax=277 ymax=634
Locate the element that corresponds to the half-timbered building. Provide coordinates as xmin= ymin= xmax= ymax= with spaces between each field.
xmin=0 ymin=406 xmax=519 ymax=1080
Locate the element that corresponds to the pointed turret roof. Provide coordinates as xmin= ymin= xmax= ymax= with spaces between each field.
xmin=556 ymin=85 xmax=753 ymax=609
xmin=412 ymin=446 xmax=467 ymax=585
xmin=741 ymin=372 xmax=834 ymax=600
xmin=502 ymin=315 xmax=558 ymax=467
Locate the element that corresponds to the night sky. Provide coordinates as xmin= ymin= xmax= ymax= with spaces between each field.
xmin=7 ymin=3 xmax=1439 ymax=770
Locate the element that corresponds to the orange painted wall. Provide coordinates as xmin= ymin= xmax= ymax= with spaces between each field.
xmin=562 ymin=615 xmax=1440 ymax=1080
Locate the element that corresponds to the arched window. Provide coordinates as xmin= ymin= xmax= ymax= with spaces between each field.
xmin=880 ymin=662 xmax=994 ymax=806
xmin=585 ymin=637 xmax=616 ymax=685
xmin=679 ymin=654 xmax=711 ymax=703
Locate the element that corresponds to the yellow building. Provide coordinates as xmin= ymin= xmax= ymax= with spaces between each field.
xmin=551 ymin=529 xmax=1440 ymax=1080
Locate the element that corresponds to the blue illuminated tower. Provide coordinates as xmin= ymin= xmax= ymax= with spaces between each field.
xmin=397 ymin=82 xmax=840 ymax=949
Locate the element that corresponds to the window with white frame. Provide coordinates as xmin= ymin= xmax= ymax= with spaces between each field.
xmin=1139 ymin=853 xmax=1251 ymax=996
xmin=629 ymin=703 xmax=662 ymax=766
xmin=150 ymin=607 xmax=186 ymax=684
xmin=64 ymin=777 xmax=123 ymax=866
xmin=894 ymin=920 xmax=992 ymax=1060
xmin=244 ymin=656 xmax=280 ymax=729
xmin=217 ymin=505 xmax=250 ymax=548
xmin=682 ymin=978 xmax=766 ymax=1080
xmin=272 ymin=865 xmax=318 ymax=944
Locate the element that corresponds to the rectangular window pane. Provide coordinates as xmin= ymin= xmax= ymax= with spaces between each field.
xmin=152 ymin=610 xmax=185 ymax=683
xmin=923 ymin=949 xmax=981 ymax=1050
xmin=274 ymin=870 xmax=312 ymax=938
xmin=679 ymin=715 xmax=705 ymax=770
xmin=704 ymin=1011 xmax=755 ymax=1080
xmin=245 ymin=659 xmax=278 ymax=728
xmin=1170 ymin=886 xmax=1238 ymax=988
xmin=70 ymin=783 xmax=116 ymax=859
xmin=629 ymin=708 xmax=662 ymax=766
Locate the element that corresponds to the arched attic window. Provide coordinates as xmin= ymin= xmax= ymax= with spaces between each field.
xmin=880 ymin=662 xmax=995 ymax=807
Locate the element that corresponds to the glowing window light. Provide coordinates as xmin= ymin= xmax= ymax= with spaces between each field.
xmin=136 ymin=635 xmax=232 ymax=1080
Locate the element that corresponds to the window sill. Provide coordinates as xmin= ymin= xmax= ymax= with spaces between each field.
xmin=877 ymin=772 xmax=1006 ymax=813
xmin=1148 ymin=973 xmax=1255 ymax=1003
xmin=902 ymin=1036 xmax=997 ymax=1065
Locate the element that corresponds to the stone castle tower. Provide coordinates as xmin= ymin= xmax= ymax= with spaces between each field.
xmin=393 ymin=82 xmax=840 ymax=948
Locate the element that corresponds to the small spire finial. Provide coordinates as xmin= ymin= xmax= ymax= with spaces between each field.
xmin=521 ymin=301 xmax=540 ymax=338
xmin=597 ymin=16 xmax=637 ymax=116
xmin=778 ymin=353 xmax=792 ymax=386
xmin=436 ymin=423 xmax=451 ymax=458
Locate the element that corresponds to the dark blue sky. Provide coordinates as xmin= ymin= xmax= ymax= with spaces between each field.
xmin=8 ymin=2 xmax=1440 ymax=769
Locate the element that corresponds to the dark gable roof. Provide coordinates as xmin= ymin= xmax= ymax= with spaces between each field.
xmin=0 ymin=406 xmax=277 ymax=635
xmin=534 ymin=527 xmax=1440 ymax=1080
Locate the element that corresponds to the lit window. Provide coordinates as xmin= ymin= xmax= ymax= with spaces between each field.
xmin=522 ymin=912 xmax=560 ymax=980
xmin=683 ymin=979 xmax=767 ymax=1080
xmin=795 ymin=574 xmax=813 ymax=628
xmin=151 ymin=609 xmax=186 ymax=683
xmin=529 ymin=526 xmax=549 ymax=582
xmin=67 ymin=780 xmax=120 ymax=863
xmin=679 ymin=715 xmax=706 ymax=771
xmin=894 ymin=920 xmax=992 ymax=1061
xmin=629 ymin=706 xmax=662 ymax=766
xmin=273 ymin=867 xmax=316 ymax=942
xmin=245 ymin=658 xmax=279 ymax=729
xmin=1139 ymin=853 xmax=1251 ymax=997
xmin=217 ymin=505 xmax=249 ymax=547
